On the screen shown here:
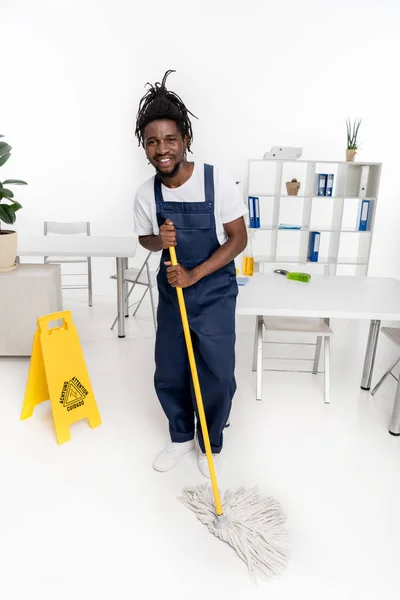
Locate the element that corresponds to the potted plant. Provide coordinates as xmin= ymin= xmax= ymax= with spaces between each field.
xmin=0 ymin=134 xmax=27 ymax=272
xmin=286 ymin=178 xmax=300 ymax=196
xmin=346 ymin=118 xmax=362 ymax=161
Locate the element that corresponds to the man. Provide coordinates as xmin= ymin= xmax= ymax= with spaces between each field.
xmin=133 ymin=70 xmax=247 ymax=478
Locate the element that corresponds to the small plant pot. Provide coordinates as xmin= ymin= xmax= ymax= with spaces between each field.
xmin=0 ymin=230 xmax=18 ymax=272
xmin=346 ymin=149 xmax=357 ymax=162
xmin=286 ymin=181 xmax=301 ymax=196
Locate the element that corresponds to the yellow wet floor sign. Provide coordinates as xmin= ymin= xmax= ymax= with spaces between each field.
xmin=21 ymin=310 xmax=102 ymax=444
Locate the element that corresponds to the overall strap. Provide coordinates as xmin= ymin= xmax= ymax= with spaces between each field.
xmin=204 ymin=164 xmax=215 ymax=206
xmin=154 ymin=175 xmax=163 ymax=207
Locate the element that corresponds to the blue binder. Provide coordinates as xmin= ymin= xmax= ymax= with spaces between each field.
xmin=358 ymin=200 xmax=370 ymax=231
xmin=315 ymin=174 xmax=327 ymax=196
xmin=308 ymin=231 xmax=320 ymax=262
xmin=248 ymin=196 xmax=260 ymax=228
xmin=326 ymin=174 xmax=334 ymax=197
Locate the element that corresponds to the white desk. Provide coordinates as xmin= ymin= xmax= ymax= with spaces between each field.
xmin=237 ymin=274 xmax=400 ymax=435
xmin=17 ymin=236 xmax=137 ymax=338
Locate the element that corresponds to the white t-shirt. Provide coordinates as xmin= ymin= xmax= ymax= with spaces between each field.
xmin=133 ymin=162 xmax=247 ymax=245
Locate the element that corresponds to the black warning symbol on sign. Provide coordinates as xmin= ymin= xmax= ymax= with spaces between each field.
xmin=60 ymin=376 xmax=89 ymax=408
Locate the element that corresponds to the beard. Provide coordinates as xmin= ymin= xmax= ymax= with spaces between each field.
xmin=155 ymin=158 xmax=183 ymax=179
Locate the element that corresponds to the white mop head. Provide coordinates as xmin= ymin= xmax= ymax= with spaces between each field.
xmin=179 ymin=485 xmax=288 ymax=584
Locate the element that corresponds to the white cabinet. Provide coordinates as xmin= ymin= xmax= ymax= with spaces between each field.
xmin=0 ymin=264 xmax=63 ymax=356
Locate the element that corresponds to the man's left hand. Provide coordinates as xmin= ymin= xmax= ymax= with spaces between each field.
xmin=165 ymin=262 xmax=195 ymax=288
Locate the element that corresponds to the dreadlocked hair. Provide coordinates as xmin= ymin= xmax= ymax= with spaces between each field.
xmin=135 ymin=70 xmax=197 ymax=152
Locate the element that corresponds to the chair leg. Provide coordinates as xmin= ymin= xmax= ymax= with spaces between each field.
xmin=256 ymin=316 xmax=263 ymax=401
xmin=313 ymin=336 xmax=322 ymax=374
xmin=132 ymin=286 xmax=149 ymax=316
xmin=371 ymin=356 xmax=400 ymax=396
xmin=324 ymin=336 xmax=330 ymax=404
xmin=125 ymin=281 xmax=138 ymax=305
xmin=389 ymin=376 xmax=400 ymax=435
xmin=88 ymin=257 xmax=93 ymax=307
xmin=110 ymin=281 xmax=139 ymax=331
xmin=146 ymin=263 xmax=157 ymax=332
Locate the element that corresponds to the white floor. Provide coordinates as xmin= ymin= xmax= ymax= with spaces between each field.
xmin=1 ymin=290 xmax=400 ymax=600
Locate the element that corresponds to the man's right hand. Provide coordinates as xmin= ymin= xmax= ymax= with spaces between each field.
xmin=159 ymin=219 xmax=177 ymax=249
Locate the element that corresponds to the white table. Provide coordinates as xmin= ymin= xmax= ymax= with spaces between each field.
xmin=17 ymin=236 xmax=137 ymax=338
xmin=237 ymin=274 xmax=400 ymax=435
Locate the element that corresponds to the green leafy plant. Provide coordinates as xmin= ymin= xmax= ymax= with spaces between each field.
xmin=0 ymin=134 xmax=27 ymax=230
xmin=291 ymin=178 xmax=298 ymax=182
xmin=346 ymin=118 xmax=362 ymax=150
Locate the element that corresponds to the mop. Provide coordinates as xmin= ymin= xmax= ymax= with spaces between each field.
xmin=169 ymin=246 xmax=288 ymax=583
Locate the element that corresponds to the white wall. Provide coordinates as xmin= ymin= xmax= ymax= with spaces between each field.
xmin=2 ymin=0 xmax=400 ymax=294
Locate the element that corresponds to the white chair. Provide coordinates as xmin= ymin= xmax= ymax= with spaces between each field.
xmin=371 ymin=327 xmax=400 ymax=396
xmin=44 ymin=221 xmax=93 ymax=306
xmin=253 ymin=316 xmax=333 ymax=403
xmin=110 ymin=251 xmax=158 ymax=332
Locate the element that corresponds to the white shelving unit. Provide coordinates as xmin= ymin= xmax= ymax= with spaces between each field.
xmin=244 ymin=158 xmax=382 ymax=276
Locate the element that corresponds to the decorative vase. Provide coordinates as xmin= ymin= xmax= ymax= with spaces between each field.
xmin=346 ymin=149 xmax=356 ymax=162
xmin=0 ymin=230 xmax=18 ymax=272
xmin=286 ymin=181 xmax=301 ymax=196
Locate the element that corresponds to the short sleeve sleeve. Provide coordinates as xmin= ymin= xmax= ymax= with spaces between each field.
xmin=218 ymin=174 xmax=248 ymax=225
xmin=134 ymin=191 xmax=154 ymax=236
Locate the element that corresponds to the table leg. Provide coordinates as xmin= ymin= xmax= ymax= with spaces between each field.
xmin=255 ymin=316 xmax=263 ymax=401
xmin=252 ymin=316 xmax=259 ymax=372
xmin=389 ymin=378 xmax=400 ymax=436
xmin=123 ymin=257 xmax=129 ymax=317
xmin=361 ymin=320 xmax=381 ymax=390
xmin=312 ymin=336 xmax=322 ymax=374
xmin=116 ymin=257 xmax=125 ymax=338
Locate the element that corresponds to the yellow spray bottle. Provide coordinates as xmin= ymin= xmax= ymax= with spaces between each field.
xmin=242 ymin=229 xmax=254 ymax=276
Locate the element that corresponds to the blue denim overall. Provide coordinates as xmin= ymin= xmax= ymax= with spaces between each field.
xmin=154 ymin=164 xmax=238 ymax=453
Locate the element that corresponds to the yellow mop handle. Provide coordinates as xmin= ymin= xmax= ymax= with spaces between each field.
xmin=169 ymin=246 xmax=223 ymax=517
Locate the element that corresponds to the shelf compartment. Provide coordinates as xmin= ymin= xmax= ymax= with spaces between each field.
xmin=338 ymin=231 xmax=370 ymax=267
xmin=248 ymin=161 xmax=279 ymax=196
xmin=250 ymin=230 xmax=276 ymax=262
xmin=276 ymin=230 xmax=303 ymax=262
xmin=278 ymin=196 xmax=304 ymax=230
xmin=314 ymin=162 xmax=347 ymax=198
xmin=345 ymin=164 xmax=381 ymax=199
xmin=309 ymin=196 xmax=344 ymax=231
xmin=342 ymin=198 xmax=375 ymax=232
xmin=244 ymin=196 xmax=276 ymax=229
xmin=280 ymin=162 xmax=309 ymax=196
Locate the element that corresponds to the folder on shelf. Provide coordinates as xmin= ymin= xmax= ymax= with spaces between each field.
xmin=278 ymin=224 xmax=301 ymax=230
xmin=358 ymin=199 xmax=370 ymax=231
xmin=307 ymin=231 xmax=320 ymax=262
xmin=359 ymin=166 xmax=369 ymax=197
xmin=315 ymin=174 xmax=327 ymax=196
xmin=248 ymin=196 xmax=260 ymax=228
xmin=326 ymin=174 xmax=334 ymax=197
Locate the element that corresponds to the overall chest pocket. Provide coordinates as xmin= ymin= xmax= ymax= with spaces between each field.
xmin=166 ymin=211 xmax=211 ymax=231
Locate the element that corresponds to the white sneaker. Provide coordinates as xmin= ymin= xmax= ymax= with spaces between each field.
xmin=198 ymin=451 xmax=221 ymax=479
xmin=152 ymin=439 xmax=195 ymax=472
